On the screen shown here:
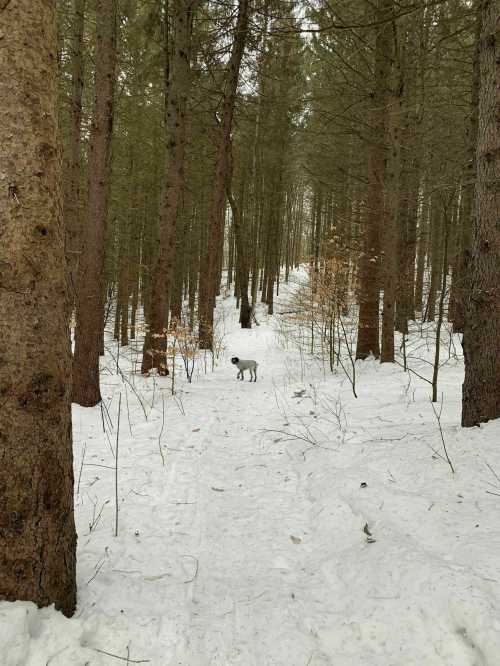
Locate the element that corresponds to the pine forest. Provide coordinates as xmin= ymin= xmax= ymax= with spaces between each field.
xmin=1 ymin=1 xmax=500 ymax=664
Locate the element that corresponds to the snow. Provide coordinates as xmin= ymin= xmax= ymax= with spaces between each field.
xmin=2 ymin=274 xmax=500 ymax=666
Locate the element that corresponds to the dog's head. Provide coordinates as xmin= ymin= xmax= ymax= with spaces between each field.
xmin=230 ymin=357 xmax=239 ymax=365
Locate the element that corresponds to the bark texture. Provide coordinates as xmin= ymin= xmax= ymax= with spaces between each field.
xmin=141 ymin=0 xmax=197 ymax=374
xmin=72 ymin=0 xmax=117 ymax=405
xmin=0 ymin=0 xmax=77 ymax=616
xmin=198 ymin=0 xmax=250 ymax=349
xmin=381 ymin=15 xmax=401 ymax=363
xmin=63 ymin=0 xmax=85 ymax=304
xmin=450 ymin=4 xmax=481 ymax=333
xmin=462 ymin=0 xmax=500 ymax=427
xmin=356 ymin=0 xmax=392 ymax=360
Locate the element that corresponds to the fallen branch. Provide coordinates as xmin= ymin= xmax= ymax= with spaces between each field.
xmin=92 ymin=647 xmax=150 ymax=663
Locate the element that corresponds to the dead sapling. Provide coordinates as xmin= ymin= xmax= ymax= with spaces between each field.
xmin=115 ymin=392 xmax=122 ymax=537
xmin=429 ymin=394 xmax=455 ymax=474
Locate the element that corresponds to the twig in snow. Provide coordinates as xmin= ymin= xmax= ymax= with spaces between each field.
xmin=158 ymin=392 xmax=166 ymax=466
xmin=124 ymin=384 xmax=133 ymax=436
xmin=87 ymin=497 xmax=109 ymax=534
xmin=100 ymin=401 xmax=115 ymax=458
xmin=394 ymin=359 xmax=432 ymax=385
xmin=92 ymin=648 xmax=150 ymax=663
xmin=101 ymin=396 xmax=114 ymax=430
xmin=86 ymin=555 xmax=107 ymax=585
xmin=77 ymin=443 xmax=86 ymax=495
xmin=84 ymin=463 xmax=115 ymax=470
xmin=261 ymin=428 xmax=318 ymax=447
xmin=173 ymin=392 xmax=185 ymax=416
xmin=150 ymin=373 xmax=157 ymax=412
xmin=484 ymin=459 xmax=500 ymax=485
xmin=182 ymin=555 xmax=199 ymax=583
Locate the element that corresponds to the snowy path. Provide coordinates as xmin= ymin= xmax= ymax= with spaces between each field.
xmin=3 ymin=290 xmax=500 ymax=665
xmin=132 ymin=324 xmax=333 ymax=665
xmin=162 ymin=365 xmax=328 ymax=665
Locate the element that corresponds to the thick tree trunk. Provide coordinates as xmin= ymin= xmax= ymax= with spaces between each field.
xmin=73 ymin=0 xmax=117 ymax=405
xmin=356 ymin=0 xmax=392 ymax=360
xmin=450 ymin=5 xmax=481 ymax=333
xmin=141 ymin=1 xmax=197 ymax=374
xmin=199 ymin=0 xmax=250 ymax=349
xmin=0 ymin=0 xmax=77 ymax=616
xmin=462 ymin=0 xmax=500 ymax=427
xmin=381 ymin=17 xmax=401 ymax=363
xmin=63 ymin=0 xmax=85 ymax=305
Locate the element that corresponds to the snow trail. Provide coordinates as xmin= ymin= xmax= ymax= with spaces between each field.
xmin=2 ymin=284 xmax=500 ymax=665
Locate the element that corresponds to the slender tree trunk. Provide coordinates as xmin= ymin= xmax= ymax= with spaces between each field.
xmin=414 ymin=186 xmax=429 ymax=313
xmin=73 ymin=0 xmax=117 ymax=405
xmin=199 ymin=0 xmax=250 ymax=349
xmin=119 ymin=215 xmax=130 ymax=347
xmin=425 ymin=191 xmax=442 ymax=321
xmin=462 ymin=0 xmax=500 ymax=427
xmin=141 ymin=1 xmax=198 ymax=374
xmin=228 ymin=185 xmax=252 ymax=327
xmin=0 ymin=0 xmax=77 ymax=616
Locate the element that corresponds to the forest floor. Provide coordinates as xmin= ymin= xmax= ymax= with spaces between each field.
xmin=2 ymin=274 xmax=500 ymax=666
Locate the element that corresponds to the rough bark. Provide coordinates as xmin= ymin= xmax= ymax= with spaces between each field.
xmin=462 ymin=0 xmax=500 ymax=427
xmin=450 ymin=4 xmax=481 ymax=333
xmin=72 ymin=0 xmax=117 ymax=405
xmin=198 ymin=0 xmax=250 ymax=349
xmin=381 ymin=15 xmax=401 ymax=363
xmin=63 ymin=0 xmax=85 ymax=305
xmin=356 ymin=0 xmax=392 ymax=360
xmin=141 ymin=1 xmax=197 ymax=374
xmin=0 ymin=0 xmax=77 ymax=616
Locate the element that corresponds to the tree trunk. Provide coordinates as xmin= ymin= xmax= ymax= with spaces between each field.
xmin=356 ymin=0 xmax=392 ymax=360
xmin=228 ymin=182 xmax=252 ymax=328
xmin=424 ymin=191 xmax=442 ymax=322
xmin=381 ymin=16 xmax=401 ymax=363
xmin=73 ymin=0 xmax=117 ymax=405
xmin=414 ymin=186 xmax=429 ymax=313
xmin=63 ymin=0 xmax=85 ymax=306
xmin=450 ymin=4 xmax=481 ymax=333
xmin=462 ymin=0 xmax=500 ymax=427
xmin=199 ymin=0 xmax=250 ymax=349
xmin=0 ymin=0 xmax=77 ymax=616
xmin=141 ymin=1 xmax=198 ymax=374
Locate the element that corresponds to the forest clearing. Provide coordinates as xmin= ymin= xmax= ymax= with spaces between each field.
xmin=1 ymin=0 xmax=499 ymax=664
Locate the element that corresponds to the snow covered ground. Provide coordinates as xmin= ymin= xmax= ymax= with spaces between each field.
xmin=2 ymin=274 xmax=500 ymax=666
